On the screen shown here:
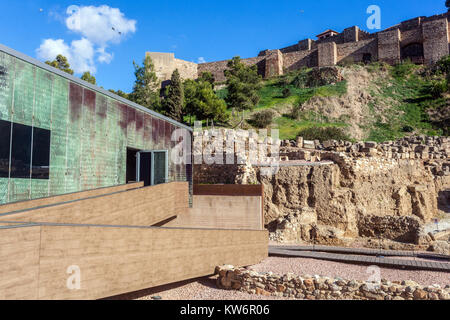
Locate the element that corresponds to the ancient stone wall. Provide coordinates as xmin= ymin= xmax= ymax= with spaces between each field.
xmin=337 ymin=38 xmax=378 ymax=63
xmin=146 ymin=52 xmax=198 ymax=82
xmin=216 ymin=266 xmax=450 ymax=300
xmin=198 ymin=56 xmax=265 ymax=83
xmin=193 ymin=131 xmax=449 ymax=248
xmin=378 ymin=29 xmax=401 ymax=64
xmin=282 ymin=50 xmax=317 ymax=71
xmin=423 ymin=18 xmax=450 ymax=64
xmin=318 ymin=42 xmax=337 ymax=67
xmin=150 ymin=12 xmax=450 ymax=83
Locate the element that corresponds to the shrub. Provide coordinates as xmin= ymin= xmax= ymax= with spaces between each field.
xmin=307 ymin=67 xmax=344 ymax=87
xmin=282 ymin=88 xmax=291 ymax=98
xmin=338 ymin=57 xmax=355 ymax=67
xmin=250 ymin=110 xmax=274 ymax=128
xmin=289 ymin=103 xmax=302 ymax=120
xmin=402 ymin=125 xmax=414 ymax=133
xmin=391 ymin=60 xmax=417 ymax=79
xmin=428 ymin=79 xmax=448 ymax=98
xmin=291 ymin=68 xmax=310 ymax=89
xmin=434 ymin=55 xmax=450 ymax=75
xmin=297 ymin=126 xmax=350 ymax=142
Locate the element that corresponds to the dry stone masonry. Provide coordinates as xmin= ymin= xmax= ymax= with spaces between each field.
xmin=194 ymin=131 xmax=449 ymax=252
xmin=216 ymin=265 xmax=450 ymax=301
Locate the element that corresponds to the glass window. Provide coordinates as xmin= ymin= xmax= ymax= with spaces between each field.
xmin=32 ymin=127 xmax=51 ymax=179
xmin=0 ymin=119 xmax=11 ymax=178
xmin=10 ymin=122 xmax=32 ymax=179
xmin=153 ymin=151 xmax=167 ymax=185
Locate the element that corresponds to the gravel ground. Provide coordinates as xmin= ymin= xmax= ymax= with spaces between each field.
xmin=252 ymin=257 xmax=450 ymax=287
xmin=109 ymin=256 xmax=449 ymax=300
xmin=108 ymin=276 xmax=290 ymax=301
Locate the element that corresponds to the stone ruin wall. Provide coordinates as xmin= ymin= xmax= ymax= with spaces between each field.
xmin=146 ymin=52 xmax=198 ymax=83
xmin=216 ymin=265 xmax=450 ymax=300
xmin=193 ymin=131 xmax=450 ymax=250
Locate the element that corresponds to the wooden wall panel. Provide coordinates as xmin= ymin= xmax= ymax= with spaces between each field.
xmin=36 ymin=225 xmax=268 ymax=300
xmin=0 ymin=182 xmax=188 ymax=227
xmin=166 ymin=195 xmax=263 ymax=230
xmin=0 ymin=226 xmax=40 ymax=300
xmin=0 ymin=182 xmax=143 ymax=215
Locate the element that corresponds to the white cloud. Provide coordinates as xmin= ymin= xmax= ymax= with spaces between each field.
xmin=198 ymin=57 xmax=206 ymax=64
xmin=37 ymin=38 xmax=96 ymax=74
xmin=66 ymin=5 xmax=136 ymax=47
xmin=37 ymin=5 xmax=136 ymax=75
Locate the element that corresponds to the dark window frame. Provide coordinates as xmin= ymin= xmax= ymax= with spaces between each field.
xmin=0 ymin=119 xmax=51 ymax=180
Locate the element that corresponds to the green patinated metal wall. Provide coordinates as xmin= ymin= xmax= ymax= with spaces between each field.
xmin=0 ymin=50 xmax=190 ymax=205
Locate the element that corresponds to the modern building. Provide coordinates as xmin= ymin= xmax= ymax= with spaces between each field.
xmin=0 ymin=44 xmax=268 ymax=300
xmin=0 ymin=44 xmax=192 ymax=205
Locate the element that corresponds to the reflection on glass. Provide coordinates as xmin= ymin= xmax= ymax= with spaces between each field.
xmin=10 ymin=122 xmax=32 ymax=179
xmin=32 ymin=127 xmax=51 ymax=179
xmin=153 ymin=151 xmax=167 ymax=185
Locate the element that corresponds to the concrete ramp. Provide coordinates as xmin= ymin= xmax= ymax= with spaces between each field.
xmin=0 ymin=182 xmax=144 ymax=215
xmin=0 ymin=182 xmax=188 ymax=227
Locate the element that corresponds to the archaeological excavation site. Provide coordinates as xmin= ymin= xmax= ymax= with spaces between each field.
xmin=0 ymin=1 xmax=448 ymax=306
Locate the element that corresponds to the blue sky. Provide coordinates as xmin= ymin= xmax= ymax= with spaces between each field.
xmin=0 ymin=0 xmax=446 ymax=92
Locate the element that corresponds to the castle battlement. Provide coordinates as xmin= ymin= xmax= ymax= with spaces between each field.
xmin=149 ymin=11 xmax=450 ymax=83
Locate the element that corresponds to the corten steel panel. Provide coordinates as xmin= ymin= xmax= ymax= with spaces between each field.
xmin=151 ymin=116 xmax=159 ymax=146
xmin=66 ymin=83 xmax=83 ymax=194
xmin=12 ymin=59 xmax=34 ymax=126
xmin=194 ymin=184 xmax=264 ymax=197
xmin=49 ymin=76 xmax=69 ymax=197
xmin=0 ymin=49 xmax=192 ymax=205
xmin=31 ymin=226 xmax=268 ymax=300
xmin=0 ymin=225 xmax=41 ymax=300
xmin=106 ymin=98 xmax=120 ymax=186
xmin=135 ymin=110 xmax=144 ymax=149
xmin=0 ymin=51 xmax=14 ymax=121
xmin=158 ymin=118 xmax=166 ymax=150
xmin=0 ymin=182 xmax=143 ymax=215
xmin=143 ymin=114 xmax=153 ymax=150
xmin=31 ymin=180 xmax=50 ymax=202
xmin=0 ymin=182 xmax=189 ymax=227
xmin=0 ymin=178 xmax=8 ymax=204
xmin=117 ymin=103 xmax=128 ymax=184
xmin=95 ymin=94 xmax=108 ymax=187
xmin=33 ymin=68 xmax=53 ymax=130
xmin=80 ymin=89 xmax=96 ymax=191
xmin=9 ymin=179 xmax=31 ymax=203
xmin=126 ymin=106 xmax=136 ymax=148
xmin=165 ymin=121 xmax=172 ymax=149
xmin=167 ymin=122 xmax=175 ymax=181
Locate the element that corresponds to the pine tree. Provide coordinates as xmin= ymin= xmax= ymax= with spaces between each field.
xmin=81 ymin=71 xmax=96 ymax=85
xmin=45 ymin=55 xmax=74 ymax=75
xmin=224 ymin=56 xmax=262 ymax=111
xmin=184 ymin=79 xmax=229 ymax=124
xmin=129 ymin=55 xmax=161 ymax=110
xmin=162 ymin=69 xmax=184 ymax=122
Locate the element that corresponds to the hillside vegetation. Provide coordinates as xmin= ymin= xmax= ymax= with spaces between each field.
xmin=217 ymin=60 xmax=450 ymax=141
